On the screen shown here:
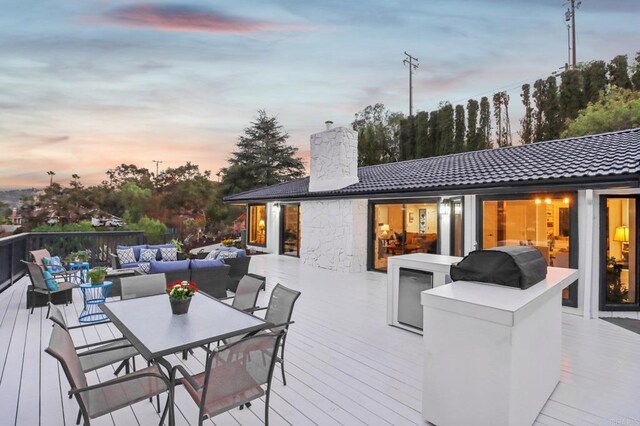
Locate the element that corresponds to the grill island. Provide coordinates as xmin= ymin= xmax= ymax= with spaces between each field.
xmin=421 ymin=264 xmax=578 ymax=426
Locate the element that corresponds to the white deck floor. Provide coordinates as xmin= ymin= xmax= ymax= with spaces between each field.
xmin=1 ymin=254 xmax=640 ymax=425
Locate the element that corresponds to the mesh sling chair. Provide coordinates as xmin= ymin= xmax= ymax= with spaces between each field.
xmin=47 ymin=303 xmax=138 ymax=376
xmin=171 ymin=331 xmax=285 ymax=425
xmin=219 ymin=275 xmax=265 ymax=312
xmin=30 ymin=248 xmax=77 ymax=283
xmin=120 ymin=273 xmax=167 ymax=300
xmin=23 ymin=260 xmax=76 ymax=315
xmin=45 ymin=324 xmax=172 ymax=426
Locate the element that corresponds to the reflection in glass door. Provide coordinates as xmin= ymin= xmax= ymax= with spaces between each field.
xmin=281 ymin=204 xmax=300 ymax=257
xmin=602 ymin=196 xmax=638 ymax=310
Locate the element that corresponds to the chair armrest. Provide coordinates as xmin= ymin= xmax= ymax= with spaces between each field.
xmin=77 ymin=343 xmax=135 ymax=357
xmin=245 ymin=306 xmax=266 ymax=313
xmin=170 ymin=364 xmax=202 ymax=391
xmin=70 ymin=370 xmax=170 ymax=396
xmin=218 ymin=295 xmax=234 ymax=301
xmin=74 ymin=336 xmax=127 ymax=350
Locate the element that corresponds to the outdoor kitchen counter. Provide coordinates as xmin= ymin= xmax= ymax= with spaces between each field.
xmin=421 ymin=266 xmax=579 ymax=426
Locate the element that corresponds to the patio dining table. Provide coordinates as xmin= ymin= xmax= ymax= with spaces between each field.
xmin=100 ymin=293 xmax=269 ymax=424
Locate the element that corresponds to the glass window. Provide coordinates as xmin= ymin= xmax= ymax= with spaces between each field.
xmin=372 ymin=201 xmax=438 ymax=271
xmin=451 ymin=200 xmax=464 ymax=257
xmin=248 ymin=205 xmax=267 ymax=246
xmin=605 ymin=198 xmax=637 ymax=306
xmin=481 ymin=195 xmax=573 ymax=300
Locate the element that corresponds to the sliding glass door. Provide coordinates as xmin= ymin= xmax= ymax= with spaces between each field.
xmin=370 ymin=200 xmax=439 ymax=271
xmin=601 ymin=196 xmax=638 ymax=310
xmin=280 ymin=204 xmax=300 ymax=257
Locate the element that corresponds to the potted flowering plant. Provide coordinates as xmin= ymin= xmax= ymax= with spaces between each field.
xmin=167 ymin=280 xmax=199 ymax=315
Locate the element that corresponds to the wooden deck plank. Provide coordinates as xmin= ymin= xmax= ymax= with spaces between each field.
xmin=6 ymin=254 xmax=640 ymax=425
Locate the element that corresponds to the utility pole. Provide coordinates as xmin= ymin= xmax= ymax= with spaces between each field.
xmin=403 ymin=51 xmax=419 ymax=116
xmin=565 ymin=0 xmax=581 ymax=69
xmin=152 ymin=160 xmax=163 ymax=177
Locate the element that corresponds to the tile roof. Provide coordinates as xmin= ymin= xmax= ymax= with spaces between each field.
xmin=224 ymin=127 xmax=640 ymax=202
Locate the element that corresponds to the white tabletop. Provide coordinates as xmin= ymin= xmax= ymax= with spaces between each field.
xmin=101 ymin=293 xmax=267 ymax=359
xmin=421 ymin=267 xmax=579 ymax=326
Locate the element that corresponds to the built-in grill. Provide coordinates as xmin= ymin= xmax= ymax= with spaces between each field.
xmin=450 ymin=246 xmax=547 ymax=290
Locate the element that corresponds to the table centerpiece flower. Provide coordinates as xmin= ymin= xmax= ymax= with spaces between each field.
xmin=167 ymin=280 xmax=199 ymax=315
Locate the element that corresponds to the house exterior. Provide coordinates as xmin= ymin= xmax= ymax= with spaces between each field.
xmin=224 ymin=124 xmax=640 ymax=319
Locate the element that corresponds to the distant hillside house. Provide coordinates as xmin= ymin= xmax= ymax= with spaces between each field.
xmin=224 ymin=125 xmax=640 ymax=319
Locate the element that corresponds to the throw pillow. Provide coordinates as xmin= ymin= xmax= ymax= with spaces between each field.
xmin=47 ymin=256 xmax=65 ymax=273
xmin=204 ymin=250 xmax=220 ymax=260
xmin=42 ymin=270 xmax=59 ymax=291
xmin=138 ymin=263 xmax=151 ymax=274
xmin=117 ymin=248 xmax=136 ymax=265
xmin=160 ymin=247 xmax=178 ymax=261
xmin=139 ymin=248 xmax=158 ymax=263
xmin=217 ymin=251 xmax=237 ymax=260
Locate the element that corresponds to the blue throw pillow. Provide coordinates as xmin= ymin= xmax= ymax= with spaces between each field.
xmin=42 ymin=270 xmax=59 ymax=291
xmin=117 ymin=244 xmax=148 ymax=262
xmin=149 ymin=259 xmax=190 ymax=274
xmin=148 ymin=244 xmax=175 ymax=260
xmin=190 ymin=259 xmax=224 ymax=269
xmin=46 ymin=256 xmax=65 ymax=273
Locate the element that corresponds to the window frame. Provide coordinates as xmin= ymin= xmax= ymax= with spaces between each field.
xmin=247 ymin=203 xmax=268 ymax=248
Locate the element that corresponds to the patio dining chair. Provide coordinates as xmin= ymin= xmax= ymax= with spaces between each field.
xmin=45 ymin=324 xmax=172 ymax=426
xmin=220 ymin=274 xmax=265 ymax=312
xmin=120 ymin=273 xmax=167 ymax=300
xmin=47 ymin=303 xmax=139 ymax=376
xmin=23 ymin=260 xmax=76 ymax=316
xmin=171 ymin=331 xmax=285 ymax=425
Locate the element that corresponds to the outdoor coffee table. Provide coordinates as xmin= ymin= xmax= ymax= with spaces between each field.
xmin=79 ymin=281 xmax=112 ymax=323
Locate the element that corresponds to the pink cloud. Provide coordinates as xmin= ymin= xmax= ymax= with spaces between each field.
xmin=93 ymin=4 xmax=308 ymax=34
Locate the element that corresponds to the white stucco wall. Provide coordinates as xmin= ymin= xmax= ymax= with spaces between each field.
xmin=299 ymin=199 xmax=368 ymax=273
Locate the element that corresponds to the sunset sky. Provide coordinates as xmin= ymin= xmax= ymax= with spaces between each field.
xmin=1 ymin=0 xmax=639 ymax=189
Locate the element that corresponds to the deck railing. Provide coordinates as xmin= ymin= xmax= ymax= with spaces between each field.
xmin=0 ymin=231 xmax=145 ymax=293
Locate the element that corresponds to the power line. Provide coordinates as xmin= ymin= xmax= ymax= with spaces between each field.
xmin=403 ymin=52 xmax=419 ymax=116
xmin=152 ymin=160 xmax=163 ymax=177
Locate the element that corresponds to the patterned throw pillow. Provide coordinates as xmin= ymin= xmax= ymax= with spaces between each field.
xmin=138 ymin=263 xmax=150 ymax=274
xmin=139 ymin=248 xmax=157 ymax=263
xmin=160 ymin=247 xmax=178 ymax=261
xmin=42 ymin=270 xmax=59 ymax=291
xmin=45 ymin=256 xmax=65 ymax=273
xmin=117 ymin=248 xmax=136 ymax=264
xmin=217 ymin=251 xmax=237 ymax=260
xmin=204 ymin=250 xmax=220 ymax=260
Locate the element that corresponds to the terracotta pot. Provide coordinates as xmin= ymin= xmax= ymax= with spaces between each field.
xmin=170 ymin=297 xmax=192 ymax=315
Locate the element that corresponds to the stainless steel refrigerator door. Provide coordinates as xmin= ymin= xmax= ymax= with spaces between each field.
xmin=397 ymin=268 xmax=433 ymax=329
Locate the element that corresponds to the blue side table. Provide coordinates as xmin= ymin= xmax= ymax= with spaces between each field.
xmin=79 ymin=281 xmax=112 ymax=323
xmin=69 ymin=262 xmax=91 ymax=284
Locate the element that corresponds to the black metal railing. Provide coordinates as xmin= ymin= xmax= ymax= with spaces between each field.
xmin=0 ymin=231 xmax=146 ymax=293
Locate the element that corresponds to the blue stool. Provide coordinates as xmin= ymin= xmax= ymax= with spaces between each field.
xmin=79 ymin=281 xmax=112 ymax=323
xmin=69 ymin=262 xmax=91 ymax=284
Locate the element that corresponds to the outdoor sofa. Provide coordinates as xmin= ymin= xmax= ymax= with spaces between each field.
xmin=195 ymin=246 xmax=252 ymax=292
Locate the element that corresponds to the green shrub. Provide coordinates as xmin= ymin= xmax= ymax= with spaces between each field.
xmin=126 ymin=216 xmax=167 ymax=244
xmin=32 ymin=221 xmax=95 ymax=232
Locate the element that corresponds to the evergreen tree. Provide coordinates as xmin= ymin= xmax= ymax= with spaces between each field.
xmin=583 ymin=60 xmax=608 ymax=104
xmin=559 ymin=69 xmax=586 ymax=124
xmin=519 ymin=84 xmax=534 ymax=144
xmin=492 ymin=92 xmax=503 ymax=147
xmin=398 ymin=116 xmax=416 ymax=160
xmin=415 ymin=111 xmax=430 ymax=158
xmin=352 ymin=103 xmax=403 ymax=165
xmin=631 ymin=52 xmax=640 ymax=91
xmin=454 ymin=104 xmax=466 ymax=153
xmin=220 ymin=110 xmax=305 ymax=196
xmin=466 ymin=99 xmax=479 ymax=150
xmin=427 ymin=110 xmax=439 ymax=156
xmin=542 ymin=76 xmax=561 ymax=140
xmin=478 ymin=96 xmax=492 ymax=149
xmin=608 ymin=55 xmax=633 ymax=90
xmin=532 ymin=79 xmax=545 ymax=142
xmin=437 ymin=103 xmax=455 ymax=155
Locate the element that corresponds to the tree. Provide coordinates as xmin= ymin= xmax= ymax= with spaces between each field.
xmin=220 ymin=110 xmax=305 ymax=196
xmin=453 ymin=104 xmax=465 ymax=152
xmin=559 ymin=69 xmax=586 ymax=124
xmin=532 ymin=79 xmax=545 ymax=142
xmin=608 ymin=55 xmax=633 ymax=90
xmin=352 ymin=103 xmax=404 ymax=165
xmin=118 ymin=182 xmax=151 ymax=224
xmin=414 ymin=111 xmax=430 ymax=158
xmin=562 ymin=87 xmax=640 ymax=137
xmin=542 ymin=76 xmax=561 ymax=140
xmin=478 ymin=96 xmax=492 ymax=149
xmin=426 ymin=110 xmax=439 ymax=156
xmin=631 ymin=52 xmax=640 ymax=91
xmin=466 ymin=99 xmax=479 ymax=150
xmin=519 ymin=84 xmax=534 ymax=144
xmin=398 ymin=115 xmax=416 ymax=160
xmin=492 ymin=92 xmax=503 ymax=147
xmin=106 ymin=164 xmax=153 ymax=189
xmin=437 ymin=103 xmax=455 ymax=155
xmin=583 ymin=60 xmax=608 ymax=104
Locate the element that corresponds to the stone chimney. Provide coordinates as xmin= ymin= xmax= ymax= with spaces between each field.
xmin=309 ymin=122 xmax=359 ymax=192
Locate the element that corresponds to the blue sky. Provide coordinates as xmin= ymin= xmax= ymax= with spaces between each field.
xmin=1 ymin=0 xmax=639 ymax=188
